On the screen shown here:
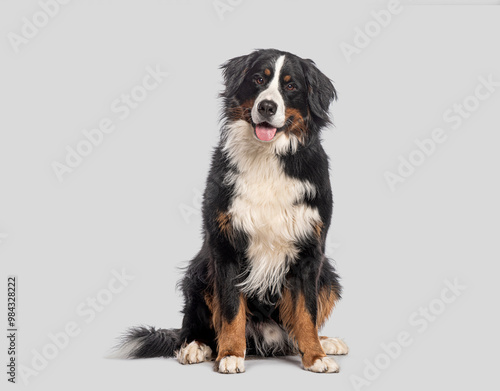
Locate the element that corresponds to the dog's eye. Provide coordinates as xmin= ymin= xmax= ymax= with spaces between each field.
xmin=285 ymin=83 xmax=297 ymax=91
xmin=254 ymin=76 xmax=264 ymax=85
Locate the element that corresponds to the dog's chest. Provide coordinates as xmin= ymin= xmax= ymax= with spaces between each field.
xmin=229 ymin=169 xmax=316 ymax=249
xmin=226 ymin=154 xmax=320 ymax=300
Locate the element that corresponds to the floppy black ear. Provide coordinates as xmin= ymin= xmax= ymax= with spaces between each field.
xmin=301 ymin=59 xmax=337 ymax=127
xmin=220 ymin=52 xmax=256 ymax=98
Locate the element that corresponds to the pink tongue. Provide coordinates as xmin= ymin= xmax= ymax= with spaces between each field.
xmin=255 ymin=125 xmax=277 ymax=141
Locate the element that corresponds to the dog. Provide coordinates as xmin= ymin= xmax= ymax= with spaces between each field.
xmin=114 ymin=49 xmax=348 ymax=373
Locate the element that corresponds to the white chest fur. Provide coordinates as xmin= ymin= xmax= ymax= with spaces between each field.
xmin=223 ymin=120 xmax=321 ymax=301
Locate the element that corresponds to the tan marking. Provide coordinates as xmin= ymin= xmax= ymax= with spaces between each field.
xmin=284 ymin=107 xmax=307 ymax=143
xmin=279 ymin=290 xmax=325 ymax=368
xmin=317 ymin=288 xmax=338 ymax=328
xmin=204 ymin=292 xmax=213 ymax=311
xmin=314 ymin=221 xmax=323 ymax=240
xmin=284 ymin=75 xmax=291 ymax=82
xmin=285 ymin=107 xmax=303 ymax=120
xmin=216 ymin=211 xmax=233 ymax=241
xmin=264 ymin=68 xmax=271 ymax=76
xmin=203 ymin=292 xmax=216 ymax=330
xmin=228 ymin=99 xmax=254 ymax=123
xmin=214 ymin=295 xmax=247 ymax=361
xmin=278 ymin=288 xmax=294 ymax=331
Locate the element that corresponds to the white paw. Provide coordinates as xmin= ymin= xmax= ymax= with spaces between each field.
xmin=176 ymin=341 xmax=212 ymax=364
xmin=218 ymin=355 xmax=245 ymax=374
xmin=320 ymin=337 xmax=349 ymax=355
xmin=305 ymin=356 xmax=339 ymax=373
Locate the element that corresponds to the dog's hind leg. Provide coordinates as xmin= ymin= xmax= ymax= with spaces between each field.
xmin=319 ymin=337 xmax=349 ymax=355
xmin=316 ymin=256 xmax=348 ymax=355
xmin=176 ymin=340 xmax=213 ymax=364
xmin=176 ymin=250 xmax=217 ymax=364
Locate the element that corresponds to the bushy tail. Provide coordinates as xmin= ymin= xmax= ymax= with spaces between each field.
xmin=110 ymin=326 xmax=182 ymax=359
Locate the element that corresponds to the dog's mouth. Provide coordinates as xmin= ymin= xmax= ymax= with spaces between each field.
xmin=254 ymin=122 xmax=278 ymax=142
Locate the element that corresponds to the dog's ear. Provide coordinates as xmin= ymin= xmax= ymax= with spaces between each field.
xmin=220 ymin=52 xmax=256 ymax=98
xmin=301 ymin=59 xmax=337 ymax=127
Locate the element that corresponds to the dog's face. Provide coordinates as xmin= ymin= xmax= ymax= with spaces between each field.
xmin=221 ymin=49 xmax=336 ymax=149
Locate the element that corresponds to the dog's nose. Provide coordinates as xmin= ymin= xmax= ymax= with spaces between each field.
xmin=257 ymin=100 xmax=277 ymax=117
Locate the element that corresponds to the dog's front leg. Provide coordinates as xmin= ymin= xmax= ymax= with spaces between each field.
xmin=210 ymin=239 xmax=247 ymax=373
xmin=280 ymin=288 xmax=339 ymax=373
xmin=213 ymin=292 xmax=246 ymax=374
xmin=279 ymin=254 xmax=340 ymax=373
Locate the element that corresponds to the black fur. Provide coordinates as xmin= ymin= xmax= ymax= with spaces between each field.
xmin=116 ymin=49 xmax=343 ymax=368
xmin=118 ymin=326 xmax=181 ymax=358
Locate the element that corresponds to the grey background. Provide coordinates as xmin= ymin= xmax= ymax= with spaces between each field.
xmin=1 ymin=1 xmax=499 ymax=390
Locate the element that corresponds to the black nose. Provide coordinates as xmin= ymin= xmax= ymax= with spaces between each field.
xmin=257 ymin=100 xmax=277 ymax=117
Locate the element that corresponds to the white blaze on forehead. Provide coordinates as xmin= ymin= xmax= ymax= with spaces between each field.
xmin=251 ymin=55 xmax=286 ymax=128
xmin=263 ymin=55 xmax=285 ymax=102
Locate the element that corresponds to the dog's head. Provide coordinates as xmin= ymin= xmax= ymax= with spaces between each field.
xmin=220 ymin=49 xmax=336 ymax=152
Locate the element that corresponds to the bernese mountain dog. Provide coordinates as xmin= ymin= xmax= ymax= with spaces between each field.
xmin=114 ymin=48 xmax=348 ymax=373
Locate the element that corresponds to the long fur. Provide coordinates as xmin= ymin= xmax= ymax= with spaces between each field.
xmin=112 ymin=327 xmax=181 ymax=359
xmin=113 ymin=49 xmax=344 ymax=372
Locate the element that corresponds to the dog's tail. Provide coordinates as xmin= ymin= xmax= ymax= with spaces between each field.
xmin=109 ymin=326 xmax=182 ymax=359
